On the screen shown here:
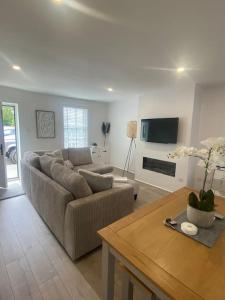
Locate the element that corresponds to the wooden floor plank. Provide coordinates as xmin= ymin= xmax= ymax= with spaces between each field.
xmin=54 ymin=257 xmax=99 ymax=300
xmin=25 ymin=243 xmax=57 ymax=286
xmin=40 ymin=276 xmax=72 ymax=300
xmin=6 ymin=256 xmax=41 ymax=300
xmin=0 ymin=245 xmax=14 ymax=300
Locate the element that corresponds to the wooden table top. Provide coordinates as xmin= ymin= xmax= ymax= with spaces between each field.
xmin=98 ymin=187 xmax=225 ymax=300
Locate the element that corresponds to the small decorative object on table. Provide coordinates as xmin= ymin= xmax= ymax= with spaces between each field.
xmin=169 ymin=137 xmax=225 ymax=228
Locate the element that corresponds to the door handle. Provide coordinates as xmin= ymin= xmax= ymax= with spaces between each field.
xmin=0 ymin=144 xmax=3 ymax=156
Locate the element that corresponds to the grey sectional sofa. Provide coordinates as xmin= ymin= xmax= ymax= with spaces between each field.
xmin=21 ymin=148 xmax=134 ymax=260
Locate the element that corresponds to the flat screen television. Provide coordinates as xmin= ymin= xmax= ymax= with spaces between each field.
xmin=141 ymin=118 xmax=179 ymax=144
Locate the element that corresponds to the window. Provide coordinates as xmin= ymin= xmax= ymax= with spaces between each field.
xmin=63 ymin=107 xmax=88 ymax=148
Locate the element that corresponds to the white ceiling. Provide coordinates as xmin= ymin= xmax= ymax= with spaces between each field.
xmin=1 ymin=0 xmax=225 ymax=102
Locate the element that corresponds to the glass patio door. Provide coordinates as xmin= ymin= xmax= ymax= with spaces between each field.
xmin=0 ymin=102 xmax=7 ymax=188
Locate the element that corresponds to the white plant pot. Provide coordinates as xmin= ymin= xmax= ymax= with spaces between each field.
xmin=187 ymin=205 xmax=215 ymax=228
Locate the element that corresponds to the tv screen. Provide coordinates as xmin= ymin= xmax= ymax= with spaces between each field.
xmin=141 ymin=118 xmax=179 ymax=144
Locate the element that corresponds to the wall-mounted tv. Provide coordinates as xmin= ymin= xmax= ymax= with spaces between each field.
xmin=141 ymin=118 xmax=179 ymax=144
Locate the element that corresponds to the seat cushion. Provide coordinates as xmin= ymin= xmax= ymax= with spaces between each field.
xmin=68 ymin=147 xmax=92 ymax=166
xmin=78 ymin=169 xmax=113 ymax=193
xmin=39 ymin=155 xmax=63 ymax=178
xmin=73 ymin=163 xmax=113 ymax=174
xmin=51 ymin=163 xmax=93 ymax=199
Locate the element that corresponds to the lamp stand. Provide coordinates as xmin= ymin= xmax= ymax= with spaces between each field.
xmin=123 ymin=138 xmax=136 ymax=177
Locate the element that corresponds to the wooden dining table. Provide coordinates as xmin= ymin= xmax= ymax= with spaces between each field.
xmin=98 ymin=187 xmax=225 ymax=300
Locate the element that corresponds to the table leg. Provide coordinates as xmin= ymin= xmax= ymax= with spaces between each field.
xmin=102 ymin=241 xmax=115 ymax=300
xmin=121 ymin=269 xmax=133 ymax=300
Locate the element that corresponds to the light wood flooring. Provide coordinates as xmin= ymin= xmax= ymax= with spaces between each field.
xmin=0 ymin=173 xmax=169 ymax=300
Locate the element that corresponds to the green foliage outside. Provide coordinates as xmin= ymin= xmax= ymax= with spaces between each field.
xmin=2 ymin=106 xmax=15 ymax=126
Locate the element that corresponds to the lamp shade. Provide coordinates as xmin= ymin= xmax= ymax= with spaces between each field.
xmin=127 ymin=121 xmax=137 ymax=138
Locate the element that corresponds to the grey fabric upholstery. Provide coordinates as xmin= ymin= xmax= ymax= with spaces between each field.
xmin=46 ymin=149 xmax=64 ymax=160
xmin=78 ymin=169 xmax=113 ymax=193
xmin=33 ymin=148 xmax=113 ymax=175
xmin=21 ymin=160 xmax=32 ymax=199
xmin=29 ymin=165 xmax=74 ymax=244
xmin=39 ymin=155 xmax=63 ymax=178
xmin=62 ymin=149 xmax=69 ymax=161
xmin=24 ymin=151 xmax=41 ymax=170
xmin=21 ymin=149 xmax=133 ymax=260
xmin=64 ymin=184 xmax=134 ymax=260
xmin=51 ymin=163 xmax=93 ymax=199
xmin=73 ymin=163 xmax=113 ymax=174
xmin=68 ymin=147 xmax=93 ymax=166
xmin=64 ymin=160 xmax=74 ymax=169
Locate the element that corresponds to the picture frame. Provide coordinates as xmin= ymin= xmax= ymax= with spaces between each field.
xmin=36 ymin=110 xmax=55 ymax=138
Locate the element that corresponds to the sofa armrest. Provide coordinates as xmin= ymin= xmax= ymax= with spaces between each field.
xmin=64 ymin=184 xmax=134 ymax=260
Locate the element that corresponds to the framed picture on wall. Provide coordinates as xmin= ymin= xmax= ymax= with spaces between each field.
xmin=36 ymin=110 xmax=55 ymax=138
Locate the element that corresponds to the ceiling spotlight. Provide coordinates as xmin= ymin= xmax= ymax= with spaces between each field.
xmin=12 ymin=65 xmax=21 ymax=71
xmin=52 ymin=0 xmax=63 ymax=4
xmin=177 ymin=67 xmax=185 ymax=73
xmin=107 ymin=88 xmax=114 ymax=92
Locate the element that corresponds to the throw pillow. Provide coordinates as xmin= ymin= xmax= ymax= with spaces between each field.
xmin=68 ymin=147 xmax=92 ymax=166
xmin=78 ymin=169 xmax=113 ymax=193
xmin=46 ymin=149 xmax=64 ymax=160
xmin=24 ymin=151 xmax=41 ymax=169
xmin=64 ymin=160 xmax=74 ymax=170
xmin=51 ymin=163 xmax=93 ymax=199
xmin=39 ymin=155 xmax=63 ymax=178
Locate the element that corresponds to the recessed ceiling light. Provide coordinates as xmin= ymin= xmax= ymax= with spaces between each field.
xmin=177 ymin=67 xmax=185 ymax=73
xmin=12 ymin=65 xmax=21 ymax=71
xmin=107 ymin=88 xmax=114 ymax=92
xmin=52 ymin=0 xmax=63 ymax=4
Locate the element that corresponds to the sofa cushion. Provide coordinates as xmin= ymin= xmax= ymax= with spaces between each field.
xmin=51 ymin=163 xmax=93 ymax=199
xmin=23 ymin=151 xmax=41 ymax=169
xmin=62 ymin=149 xmax=69 ymax=161
xmin=64 ymin=160 xmax=74 ymax=170
xmin=73 ymin=163 xmax=113 ymax=174
xmin=46 ymin=149 xmax=64 ymax=160
xmin=78 ymin=169 xmax=113 ymax=193
xmin=68 ymin=147 xmax=92 ymax=166
xmin=39 ymin=155 xmax=63 ymax=178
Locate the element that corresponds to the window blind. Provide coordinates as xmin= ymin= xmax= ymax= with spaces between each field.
xmin=63 ymin=107 xmax=88 ymax=148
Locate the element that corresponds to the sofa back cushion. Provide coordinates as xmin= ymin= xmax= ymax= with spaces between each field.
xmin=68 ymin=147 xmax=92 ymax=166
xmin=23 ymin=151 xmax=41 ymax=169
xmin=46 ymin=149 xmax=64 ymax=160
xmin=78 ymin=169 xmax=113 ymax=193
xmin=39 ymin=155 xmax=63 ymax=178
xmin=51 ymin=163 xmax=93 ymax=199
xmin=62 ymin=149 xmax=69 ymax=161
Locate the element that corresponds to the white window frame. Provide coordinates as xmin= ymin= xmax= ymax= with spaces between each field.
xmin=63 ymin=106 xmax=88 ymax=148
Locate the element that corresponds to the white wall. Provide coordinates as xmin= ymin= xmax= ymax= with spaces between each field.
xmin=135 ymin=81 xmax=196 ymax=191
xmin=197 ymin=85 xmax=225 ymax=139
xmin=108 ymin=98 xmax=139 ymax=172
xmin=0 ymin=86 xmax=108 ymax=156
xmin=193 ymin=85 xmax=225 ymax=190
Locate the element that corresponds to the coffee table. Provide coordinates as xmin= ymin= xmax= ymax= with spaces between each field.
xmin=98 ymin=187 xmax=225 ymax=300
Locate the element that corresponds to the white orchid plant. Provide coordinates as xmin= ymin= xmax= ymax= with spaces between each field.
xmin=168 ymin=137 xmax=225 ymax=212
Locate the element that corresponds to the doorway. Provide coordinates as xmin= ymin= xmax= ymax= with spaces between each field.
xmin=0 ymin=102 xmax=23 ymax=200
xmin=2 ymin=103 xmax=20 ymax=180
xmin=0 ymin=102 xmax=21 ymax=187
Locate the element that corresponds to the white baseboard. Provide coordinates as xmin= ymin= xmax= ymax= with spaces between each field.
xmin=112 ymin=165 xmax=172 ymax=192
xmin=134 ymin=178 xmax=173 ymax=193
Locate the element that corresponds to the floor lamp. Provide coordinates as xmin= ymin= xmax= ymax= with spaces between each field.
xmin=123 ymin=121 xmax=137 ymax=176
